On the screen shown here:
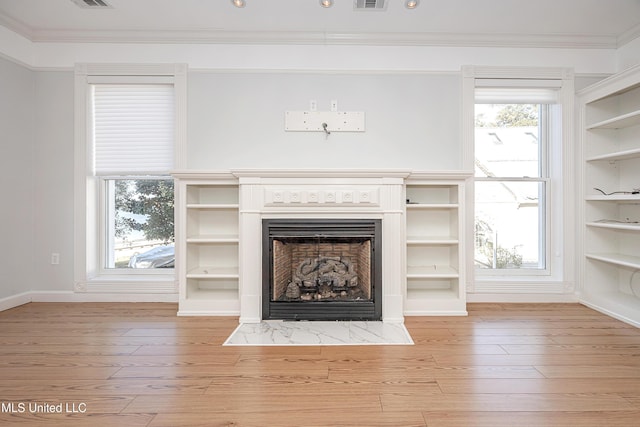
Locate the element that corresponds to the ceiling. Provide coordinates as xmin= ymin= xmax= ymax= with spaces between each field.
xmin=1 ymin=0 xmax=639 ymax=48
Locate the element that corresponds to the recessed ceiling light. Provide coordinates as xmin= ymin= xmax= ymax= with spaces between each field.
xmin=405 ymin=0 xmax=419 ymax=9
xmin=231 ymin=0 xmax=245 ymax=8
xmin=320 ymin=0 xmax=334 ymax=7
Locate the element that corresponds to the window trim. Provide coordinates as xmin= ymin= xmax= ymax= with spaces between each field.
xmin=461 ymin=66 xmax=575 ymax=295
xmin=74 ymin=63 xmax=187 ymax=294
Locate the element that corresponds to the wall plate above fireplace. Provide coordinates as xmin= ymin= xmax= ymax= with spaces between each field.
xmin=284 ymin=111 xmax=365 ymax=132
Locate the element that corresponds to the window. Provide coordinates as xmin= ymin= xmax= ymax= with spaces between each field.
xmin=74 ymin=64 xmax=186 ymax=292
xmin=462 ymin=67 xmax=574 ymax=292
xmin=92 ymin=83 xmax=175 ymax=272
xmin=474 ymin=102 xmax=550 ymax=272
xmin=471 ymin=78 xmax=565 ymax=278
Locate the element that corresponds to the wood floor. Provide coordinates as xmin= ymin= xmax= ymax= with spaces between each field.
xmin=1 ymin=303 xmax=639 ymax=426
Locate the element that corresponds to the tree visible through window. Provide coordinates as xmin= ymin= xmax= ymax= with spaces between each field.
xmin=107 ymin=179 xmax=175 ymax=268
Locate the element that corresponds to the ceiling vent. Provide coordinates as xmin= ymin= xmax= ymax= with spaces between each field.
xmin=70 ymin=0 xmax=112 ymax=8
xmin=354 ymin=0 xmax=387 ymax=11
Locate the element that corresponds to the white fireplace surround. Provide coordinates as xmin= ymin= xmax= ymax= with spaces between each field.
xmin=233 ymin=169 xmax=410 ymax=324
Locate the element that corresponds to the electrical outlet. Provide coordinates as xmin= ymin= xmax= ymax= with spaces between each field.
xmin=330 ymin=99 xmax=338 ymax=112
xmin=310 ymin=100 xmax=317 ymax=111
xmin=51 ymin=253 xmax=60 ymax=265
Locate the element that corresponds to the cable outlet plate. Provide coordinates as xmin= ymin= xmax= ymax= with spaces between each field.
xmin=284 ymin=111 xmax=365 ymax=132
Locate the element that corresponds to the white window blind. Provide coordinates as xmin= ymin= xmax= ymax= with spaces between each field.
xmin=475 ymin=79 xmax=561 ymax=104
xmin=92 ymin=84 xmax=174 ymax=176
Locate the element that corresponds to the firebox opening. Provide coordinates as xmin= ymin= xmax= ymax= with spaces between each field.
xmin=273 ymin=237 xmax=372 ymax=303
xmin=262 ymin=219 xmax=382 ymax=321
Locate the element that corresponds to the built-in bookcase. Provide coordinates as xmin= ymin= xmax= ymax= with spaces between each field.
xmin=578 ymin=64 xmax=640 ymax=327
xmin=404 ymin=177 xmax=467 ymax=315
xmin=174 ymin=173 xmax=240 ymax=315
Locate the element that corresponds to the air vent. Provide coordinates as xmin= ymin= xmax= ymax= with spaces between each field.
xmin=354 ymin=0 xmax=387 ymax=10
xmin=70 ymin=0 xmax=112 ymax=8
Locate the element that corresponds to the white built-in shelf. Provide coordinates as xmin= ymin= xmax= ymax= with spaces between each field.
xmin=407 ymin=265 xmax=459 ymax=279
xmin=186 ymin=234 xmax=239 ymax=243
xmin=174 ymin=175 xmax=241 ymax=316
xmin=579 ymin=64 xmax=640 ymax=328
xmin=407 ymin=236 xmax=458 ymax=245
xmin=186 ymin=266 xmax=239 ymax=279
xmin=406 ymin=203 xmax=458 ymax=209
xmin=587 ymin=109 xmax=640 ymax=130
xmin=586 ymin=221 xmax=640 ymax=231
xmin=404 ymin=179 xmax=467 ymax=316
xmin=586 ymin=148 xmax=640 ymax=162
xmin=186 ymin=204 xmax=240 ymax=209
xmin=406 ymin=288 xmax=459 ymax=299
xmin=585 ymin=253 xmax=640 ymax=269
xmin=585 ymin=195 xmax=640 ymax=202
xmin=186 ymin=288 xmax=239 ymax=300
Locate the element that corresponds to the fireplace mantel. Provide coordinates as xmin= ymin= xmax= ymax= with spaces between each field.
xmin=233 ymin=169 xmax=409 ymax=324
xmin=173 ymin=169 xmax=470 ymax=322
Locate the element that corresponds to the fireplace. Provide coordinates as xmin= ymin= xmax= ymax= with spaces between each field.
xmin=262 ymin=219 xmax=382 ymax=320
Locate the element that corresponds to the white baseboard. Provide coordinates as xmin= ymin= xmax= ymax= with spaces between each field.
xmin=29 ymin=291 xmax=178 ymax=303
xmin=0 ymin=291 xmax=178 ymax=312
xmin=467 ymin=293 xmax=579 ymax=303
xmin=0 ymin=292 xmax=33 ymax=312
xmin=2 ymin=290 xmax=579 ymax=314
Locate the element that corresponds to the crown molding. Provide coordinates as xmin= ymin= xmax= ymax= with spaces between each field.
xmin=1 ymin=25 xmax=618 ymax=49
xmin=0 ymin=13 xmax=34 ymax=41
xmin=618 ymin=23 xmax=640 ymax=48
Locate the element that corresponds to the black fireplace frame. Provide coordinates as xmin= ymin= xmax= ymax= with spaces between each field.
xmin=262 ymin=218 xmax=382 ymax=321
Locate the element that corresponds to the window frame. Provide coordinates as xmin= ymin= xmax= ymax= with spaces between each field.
xmin=74 ymin=64 xmax=187 ymax=293
xmin=474 ymin=103 xmax=551 ymax=276
xmin=461 ymin=66 xmax=575 ymax=294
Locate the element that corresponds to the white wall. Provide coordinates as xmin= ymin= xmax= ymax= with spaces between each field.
xmin=0 ymin=24 xmax=637 ymax=301
xmin=0 ymin=56 xmax=35 ymax=299
xmin=32 ymin=71 xmax=75 ymax=293
xmin=0 ymin=60 xmax=76 ymax=301
xmin=188 ymin=71 xmax=461 ymax=170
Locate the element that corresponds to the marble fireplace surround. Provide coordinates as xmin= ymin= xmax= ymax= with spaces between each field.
xmin=233 ymin=169 xmax=410 ymax=324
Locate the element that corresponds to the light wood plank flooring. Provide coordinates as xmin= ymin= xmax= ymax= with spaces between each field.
xmin=0 ymin=302 xmax=639 ymax=426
